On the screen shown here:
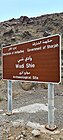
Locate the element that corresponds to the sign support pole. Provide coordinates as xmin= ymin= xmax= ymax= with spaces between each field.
xmin=48 ymin=83 xmax=54 ymax=128
xmin=46 ymin=83 xmax=57 ymax=130
xmin=8 ymin=80 xmax=12 ymax=114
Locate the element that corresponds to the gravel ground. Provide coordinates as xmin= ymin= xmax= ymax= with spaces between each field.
xmin=0 ymin=80 xmax=63 ymax=139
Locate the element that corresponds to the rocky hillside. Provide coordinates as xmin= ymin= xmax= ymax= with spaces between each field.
xmin=0 ymin=12 xmax=63 ymax=80
xmin=0 ymin=12 xmax=63 ymax=49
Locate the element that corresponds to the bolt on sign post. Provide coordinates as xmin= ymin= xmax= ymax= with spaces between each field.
xmin=2 ymin=34 xmax=61 ymax=125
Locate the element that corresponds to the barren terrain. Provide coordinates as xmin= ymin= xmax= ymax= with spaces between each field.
xmin=0 ymin=80 xmax=63 ymax=139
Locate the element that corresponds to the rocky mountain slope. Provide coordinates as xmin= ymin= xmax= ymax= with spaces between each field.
xmin=0 ymin=12 xmax=63 ymax=49
xmin=0 ymin=12 xmax=63 ymax=79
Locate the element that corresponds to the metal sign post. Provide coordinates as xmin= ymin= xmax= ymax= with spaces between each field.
xmin=48 ymin=83 xmax=54 ymax=128
xmin=8 ymin=80 xmax=12 ymax=114
xmin=46 ymin=83 xmax=57 ymax=130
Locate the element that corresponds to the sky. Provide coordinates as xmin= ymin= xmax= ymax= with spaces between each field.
xmin=0 ymin=0 xmax=63 ymax=22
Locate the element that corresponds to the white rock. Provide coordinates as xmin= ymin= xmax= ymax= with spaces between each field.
xmin=61 ymin=128 xmax=63 ymax=131
xmin=12 ymin=121 xmax=20 ymax=128
xmin=21 ymin=130 xmax=26 ymax=136
xmin=8 ymin=136 xmax=14 ymax=140
xmin=16 ymin=135 xmax=22 ymax=140
xmin=12 ymin=103 xmax=48 ymax=114
xmin=27 ymin=121 xmax=41 ymax=129
xmin=32 ymin=129 xmax=40 ymax=137
xmin=0 ymin=109 xmax=3 ymax=113
xmin=54 ymin=130 xmax=60 ymax=134
xmin=12 ymin=119 xmax=25 ymax=128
